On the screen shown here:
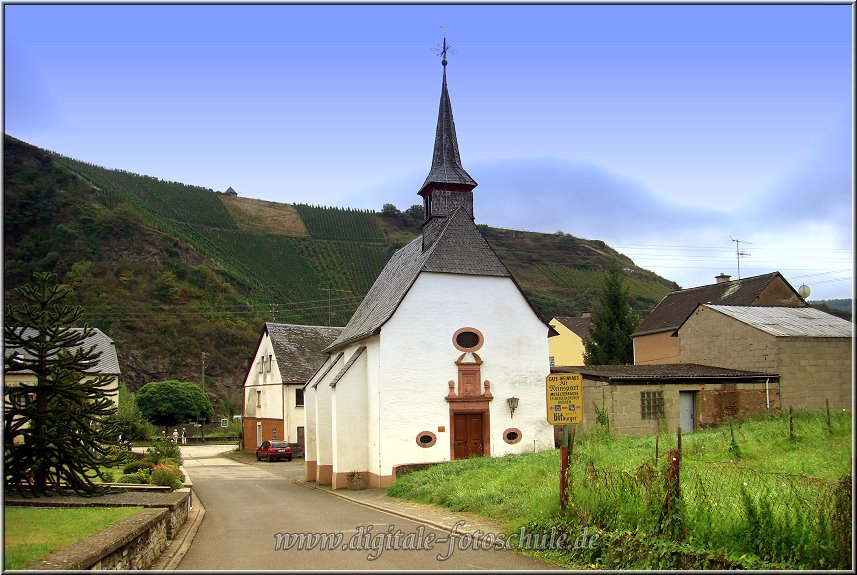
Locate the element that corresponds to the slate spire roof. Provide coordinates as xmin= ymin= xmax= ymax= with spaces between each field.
xmin=418 ymin=58 xmax=477 ymax=196
xmin=324 ymin=207 xmax=511 ymax=353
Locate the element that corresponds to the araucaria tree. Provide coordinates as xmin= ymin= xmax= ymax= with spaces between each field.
xmin=4 ymin=272 xmax=120 ymax=497
xmin=135 ymin=380 xmax=213 ymax=434
xmin=583 ymin=262 xmax=640 ymax=365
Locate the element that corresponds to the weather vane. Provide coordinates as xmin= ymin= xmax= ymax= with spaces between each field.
xmin=437 ymin=26 xmax=451 ymax=66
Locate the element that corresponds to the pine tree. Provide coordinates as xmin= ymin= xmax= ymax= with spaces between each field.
xmin=583 ymin=262 xmax=640 ymax=365
xmin=4 ymin=272 xmax=120 ymax=497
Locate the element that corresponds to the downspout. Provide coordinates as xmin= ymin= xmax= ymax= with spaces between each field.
xmin=765 ymin=378 xmax=770 ymax=412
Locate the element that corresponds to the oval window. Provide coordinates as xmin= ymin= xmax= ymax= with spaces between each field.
xmin=503 ymin=428 xmax=522 ymax=445
xmin=452 ymin=327 xmax=484 ymax=352
xmin=415 ymin=431 xmax=437 ymax=448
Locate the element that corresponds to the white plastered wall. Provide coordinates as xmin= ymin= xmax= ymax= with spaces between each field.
xmin=242 ymin=331 xmax=284 ymax=421
xmin=376 ymin=272 xmax=553 ymax=477
xmin=331 ymin=345 xmax=369 ymax=477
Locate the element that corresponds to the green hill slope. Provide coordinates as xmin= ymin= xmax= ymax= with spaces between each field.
xmin=3 ymin=135 xmax=678 ymax=411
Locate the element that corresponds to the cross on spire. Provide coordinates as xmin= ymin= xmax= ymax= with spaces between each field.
xmin=438 ymin=26 xmax=450 ymax=67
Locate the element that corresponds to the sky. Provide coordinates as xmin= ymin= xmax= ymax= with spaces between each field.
xmin=4 ymin=4 xmax=854 ymax=301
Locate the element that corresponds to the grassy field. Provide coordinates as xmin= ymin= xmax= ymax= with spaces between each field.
xmin=3 ymin=506 xmax=143 ymax=569
xmin=387 ymin=410 xmax=852 ymax=569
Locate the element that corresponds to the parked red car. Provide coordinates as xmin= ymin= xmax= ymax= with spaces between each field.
xmin=256 ymin=440 xmax=293 ymax=462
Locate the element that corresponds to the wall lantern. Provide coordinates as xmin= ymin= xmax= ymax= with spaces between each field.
xmin=507 ymin=396 xmax=519 ymax=418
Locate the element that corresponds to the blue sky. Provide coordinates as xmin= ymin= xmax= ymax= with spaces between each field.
xmin=4 ymin=4 xmax=853 ymax=300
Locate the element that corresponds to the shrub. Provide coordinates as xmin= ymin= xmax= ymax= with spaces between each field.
xmin=99 ymin=470 xmax=115 ymax=483
xmin=123 ymin=460 xmax=152 ymax=475
xmin=150 ymin=464 xmax=184 ymax=490
xmin=118 ymin=472 xmax=148 ymax=484
xmin=145 ymin=436 xmax=183 ymax=465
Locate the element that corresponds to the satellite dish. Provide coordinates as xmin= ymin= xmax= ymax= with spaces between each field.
xmin=798 ymin=283 xmax=811 ymax=299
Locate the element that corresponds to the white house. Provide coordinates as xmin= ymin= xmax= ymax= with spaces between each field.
xmin=304 ymin=55 xmax=555 ymax=489
xmin=241 ymin=322 xmax=342 ymax=453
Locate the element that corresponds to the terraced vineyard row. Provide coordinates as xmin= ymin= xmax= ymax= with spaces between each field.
xmin=55 ymin=157 xmax=235 ymax=229
xmin=295 ymin=204 xmax=385 ymax=242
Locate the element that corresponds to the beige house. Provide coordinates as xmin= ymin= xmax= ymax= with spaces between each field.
xmin=241 ymin=323 xmax=342 ymax=453
xmin=548 ymin=315 xmax=591 ymax=367
xmin=632 ymin=272 xmax=805 ymax=365
xmin=679 ymin=305 xmax=852 ymax=411
xmin=553 ymin=364 xmax=779 ymax=437
xmin=4 ymin=327 xmax=121 ymax=408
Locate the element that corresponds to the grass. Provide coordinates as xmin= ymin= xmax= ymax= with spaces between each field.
xmin=3 ymin=506 xmax=143 ymax=570
xmin=387 ymin=409 xmax=852 ymax=569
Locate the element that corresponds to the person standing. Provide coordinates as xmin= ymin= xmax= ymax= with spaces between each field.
xmin=181 ymin=428 xmax=188 ymax=445
xmin=172 ymin=429 xmax=179 ymax=443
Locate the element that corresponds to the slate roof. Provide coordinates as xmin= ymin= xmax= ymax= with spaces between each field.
xmin=5 ymin=327 xmax=121 ymax=375
xmin=265 ymin=323 xmax=343 ymax=383
xmin=419 ymin=67 xmax=477 ymax=195
xmin=329 ymin=346 xmax=366 ymax=388
xmin=633 ymin=272 xmax=802 ymax=337
xmin=552 ymin=363 xmax=778 ymax=383
xmin=552 ymin=316 xmax=591 ymax=339
xmin=324 ymin=207 xmax=511 ymax=353
xmin=700 ymin=305 xmax=853 ymax=338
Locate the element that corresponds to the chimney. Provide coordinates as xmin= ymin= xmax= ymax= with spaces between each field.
xmin=715 ymin=273 xmax=731 ymax=284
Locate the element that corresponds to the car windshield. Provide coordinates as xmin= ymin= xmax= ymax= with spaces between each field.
xmin=270 ymin=441 xmax=289 ymax=448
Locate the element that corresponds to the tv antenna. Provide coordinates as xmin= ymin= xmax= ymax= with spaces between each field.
xmin=730 ymin=237 xmax=752 ymax=279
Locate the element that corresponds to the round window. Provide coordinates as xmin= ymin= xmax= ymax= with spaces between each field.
xmin=415 ymin=431 xmax=437 ymax=448
xmin=452 ymin=327 xmax=484 ymax=352
xmin=503 ymin=428 xmax=523 ymax=445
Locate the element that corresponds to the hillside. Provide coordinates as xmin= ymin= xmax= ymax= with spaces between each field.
xmin=3 ymin=135 xmax=678 ymax=411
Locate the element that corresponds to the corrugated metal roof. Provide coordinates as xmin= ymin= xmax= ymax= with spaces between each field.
xmin=706 ymin=305 xmax=853 ymax=338
xmin=633 ymin=272 xmax=803 ymax=337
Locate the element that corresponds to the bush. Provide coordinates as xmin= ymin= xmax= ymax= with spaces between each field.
xmin=123 ymin=460 xmax=152 ymax=475
xmin=99 ymin=470 xmax=115 ymax=483
xmin=150 ymin=464 xmax=184 ymax=490
xmin=118 ymin=472 xmax=149 ymax=484
xmin=145 ymin=436 xmax=183 ymax=465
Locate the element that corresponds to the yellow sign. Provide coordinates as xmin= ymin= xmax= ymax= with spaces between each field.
xmin=546 ymin=373 xmax=583 ymax=425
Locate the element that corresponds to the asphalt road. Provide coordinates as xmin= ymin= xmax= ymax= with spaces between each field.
xmin=176 ymin=446 xmax=554 ymax=570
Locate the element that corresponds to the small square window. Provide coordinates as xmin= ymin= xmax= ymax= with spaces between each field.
xmin=295 ymin=388 xmax=304 ymax=407
xmin=641 ymin=391 xmax=664 ymax=420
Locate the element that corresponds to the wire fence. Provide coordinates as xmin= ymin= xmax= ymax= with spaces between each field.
xmin=569 ymin=453 xmax=852 ymax=568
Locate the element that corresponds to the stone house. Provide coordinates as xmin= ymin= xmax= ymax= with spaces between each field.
xmin=679 ymin=304 xmax=852 ymax=411
xmin=553 ymin=364 xmax=780 ymax=437
xmin=632 ymin=272 xmax=805 ymax=364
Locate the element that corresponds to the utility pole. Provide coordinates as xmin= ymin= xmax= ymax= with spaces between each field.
xmin=201 ymin=351 xmax=206 ymax=443
xmin=730 ymin=237 xmax=751 ymax=279
xmin=320 ymin=288 xmax=349 ymax=326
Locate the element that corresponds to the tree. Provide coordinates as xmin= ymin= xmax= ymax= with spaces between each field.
xmin=104 ymin=383 xmax=150 ymax=442
xmin=4 ymin=272 xmax=119 ymax=497
xmin=135 ymin=380 xmax=213 ymax=433
xmin=380 ymin=203 xmax=401 ymax=217
xmin=583 ymin=262 xmax=640 ymax=365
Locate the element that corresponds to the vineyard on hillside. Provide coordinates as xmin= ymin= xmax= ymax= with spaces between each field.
xmin=294 ymin=204 xmax=385 ymax=242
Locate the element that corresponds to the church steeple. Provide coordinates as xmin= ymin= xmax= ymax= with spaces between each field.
xmin=419 ymin=35 xmax=477 ymax=246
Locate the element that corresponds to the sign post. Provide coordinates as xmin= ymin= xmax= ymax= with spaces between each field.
xmin=546 ymin=373 xmax=583 ymax=514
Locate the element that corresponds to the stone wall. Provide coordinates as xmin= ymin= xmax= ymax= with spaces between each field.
xmin=12 ymin=488 xmax=191 ymax=570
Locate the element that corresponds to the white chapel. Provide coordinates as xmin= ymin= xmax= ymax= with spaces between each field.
xmin=304 ymin=50 xmax=555 ymax=489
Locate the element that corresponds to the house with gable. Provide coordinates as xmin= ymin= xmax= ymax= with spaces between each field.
xmin=632 ymin=272 xmax=806 ymax=365
xmin=4 ymin=327 xmax=122 ymax=408
xmin=548 ymin=315 xmax=591 ymax=367
xmin=241 ymin=322 xmax=342 ymax=453
xmin=304 ymin=53 xmax=555 ymax=489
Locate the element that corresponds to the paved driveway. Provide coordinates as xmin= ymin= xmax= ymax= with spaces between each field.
xmin=177 ymin=447 xmax=555 ymax=570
